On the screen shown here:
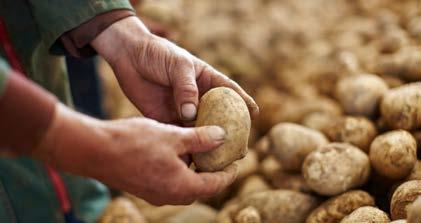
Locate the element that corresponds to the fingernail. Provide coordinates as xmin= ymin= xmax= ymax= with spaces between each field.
xmin=181 ymin=103 xmax=197 ymax=121
xmin=207 ymin=126 xmax=226 ymax=142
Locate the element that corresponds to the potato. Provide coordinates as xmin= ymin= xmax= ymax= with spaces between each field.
xmin=237 ymin=175 xmax=271 ymax=198
xmin=302 ymin=112 xmax=340 ymax=136
xmin=306 ymin=190 xmax=375 ymax=223
xmin=253 ymin=136 xmax=270 ymax=160
xmin=238 ymin=190 xmax=320 ymax=223
xmin=408 ymin=196 xmax=421 ymax=223
xmin=269 ymin=171 xmax=312 ymax=194
xmin=381 ymin=83 xmax=421 ymax=130
xmin=335 ymin=74 xmax=388 ymax=118
xmin=163 ymin=204 xmax=217 ymax=223
xmin=340 ymin=206 xmax=390 ymax=223
xmin=193 ymin=87 xmax=251 ymax=172
xmin=370 ymin=130 xmax=417 ymax=179
xmin=259 ymin=155 xmax=282 ymax=180
xmin=391 ymin=180 xmax=421 ymax=220
xmin=269 ymin=123 xmax=328 ymax=172
xmin=408 ymin=161 xmax=421 ymax=181
xmin=235 ymin=206 xmax=261 ymax=223
xmin=326 ymin=116 xmax=377 ymax=152
xmin=98 ymin=197 xmax=147 ymax=223
xmin=236 ymin=150 xmax=259 ymax=180
xmin=303 ymin=143 xmax=371 ymax=196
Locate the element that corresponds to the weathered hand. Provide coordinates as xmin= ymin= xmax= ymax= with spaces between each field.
xmin=92 ymin=16 xmax=258 ymax=124
xmin=34 ymin=104 xmax=238 ymax=205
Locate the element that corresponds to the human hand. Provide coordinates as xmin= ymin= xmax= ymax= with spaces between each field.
xmin=34 ymin=104 xmax=238 ymax=205
xmin=92 ymin=16 xmax=259 ymax=124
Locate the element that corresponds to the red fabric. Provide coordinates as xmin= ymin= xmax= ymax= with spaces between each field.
xmin=0 ymin=18 xmax=24 ymax=74
xmin=46 ymin=165 xmax=72 ymax=213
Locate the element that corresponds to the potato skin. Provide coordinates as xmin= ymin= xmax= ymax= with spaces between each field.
xmin=326 ymin=116 xmax=377 ymax=152
xmin=306 ymin=190 xmax=375 ymax=223
xmin=391 ymin=180 xmax=421 ymax=220
xmin=238 ymin=190 xmax=319 ymax=223
xmin=340 ymin=206 xmax=390 ymax=223
xmin=303 ymin=143 xmax=371 ymax=196
xmin=408 ymin=197 xmax=421 ymax=223
xmin=235 ymin=206 xmax=261 ymax=223
xmin=335 ymin=74 xmax=388 ymax=118
xmin=269 ymin=123 xmax=328 ymax=172
xmin=381 ymin=83 xmax=421 ymax=130
xmin=193 ymin=87 xmax=251 ymax=172
xmin=369 ymin=130 xmax=417 ymax=180
xmin=408 ymin=161 xmax=421 ymax=181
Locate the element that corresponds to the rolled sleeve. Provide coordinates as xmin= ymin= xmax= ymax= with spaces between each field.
xmin=0 ymin=58 xmax=10 ymax=98
xmin=27 ymin=0 xmax=134 ymax=54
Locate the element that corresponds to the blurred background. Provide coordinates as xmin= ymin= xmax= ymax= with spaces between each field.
xmin=95 ymin=1 xmax=421 ymax=222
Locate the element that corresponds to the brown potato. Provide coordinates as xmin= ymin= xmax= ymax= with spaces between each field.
xmin=238 ymin=190 xmax=320 ymax=223
xmin=391 ymin=180 xmax=421 ymax=220
xmin=381 ymin=83 xmax=421 ymax=130
xmin=237 ymin=175 xmax=271 ymax=198
xmin=269 ymin=171 xmax=312 ymax=194
xmin=408 ymin=161 xmax=421 ymax=181
xmin=302 ymin=112 xmax=340 ymax=136
xmin=98 ymin=197 xmax=147 ymax=223
xmin=235 ymin=206 xmax=261 ymax=223
xmin=340 ymin=206 xmax=390 ymax=223
xmin=235 ymin=150 xmax=259 ymax=180
xmin=193 ymin=87 xmax=251 ymax=172
xmin=370 ymin=130 xmax=417 ymax=180
xmin=408 ymin=196 xmax=421 ymax=223
xmin=269 ymin=123 xmax=328 ymax=172
xmin=335 ymin=74 xmax=388 ymax=118
xmin=303 ymin=143 xmax=371 ymax=196
xmin=306 ymin=190 xmax=375 ymax=223
xmin=326 ymin=116 xmax=377 ymax=152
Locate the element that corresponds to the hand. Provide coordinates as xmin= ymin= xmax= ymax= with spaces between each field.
xmin=92 ymin=16 xmax=259 ymax=124
xmin=33 ymin=104 xmax=238 ymax=205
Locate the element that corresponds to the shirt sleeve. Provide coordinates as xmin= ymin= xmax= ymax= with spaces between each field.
xmin=0 ymin=57 xmax=10 ymax=97
xmin=26 ymin=0 xmax=134 ymax=55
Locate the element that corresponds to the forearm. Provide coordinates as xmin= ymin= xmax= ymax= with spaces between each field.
xmin=0 ymin=70 xmax=57 ymax=154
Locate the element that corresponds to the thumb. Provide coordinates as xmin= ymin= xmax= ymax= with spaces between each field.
xmin=178 ymin=126 xmax=226 ymax=155
xmin=170 ymin=59 xmax=199 ymax=121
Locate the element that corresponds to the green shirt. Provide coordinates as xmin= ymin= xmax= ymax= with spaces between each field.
xmin=0 ymin=1 xmax=133 ymax=222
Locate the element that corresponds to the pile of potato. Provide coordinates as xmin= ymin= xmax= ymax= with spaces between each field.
xmin=98 ymin=0 xmax=421 ymax=222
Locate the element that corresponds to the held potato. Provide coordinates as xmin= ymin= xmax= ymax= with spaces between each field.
xmin=306 ymin=190 xmax=375 ymax=223
xmin=335 ymin=74 xmax=388 ymax=118
xmin=269 ymin=123 xmax=329 ymax=172
xmin=340 ymin=206 xmax=390 ymax=223
xmin=238 ymin=190 xmax=320 ymax=223
xmin=369 ymin=130 xmax=417 ymax=180
xmin=193 ymin=87 xmax=251 ymax=172
xmin=326 ymin=116 xmax=377 ymax=152
xmin=391 ymin=180 xmax=421 ymax=220
xmin=303 ymin=143 xmax=371 ymax=196
xmin=408 ymin=196 xmax=421 ymax=223
xmin=380 ymin=83 xmax=421 ymax=130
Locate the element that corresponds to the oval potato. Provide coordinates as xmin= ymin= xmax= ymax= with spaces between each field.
xmin=193 ymin=87 xmax=251 ymax=172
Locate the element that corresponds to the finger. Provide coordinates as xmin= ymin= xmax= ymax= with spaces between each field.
xmin=177 ymin=126 xmax=225 ymax=155
xmin=170 ymin=59 xmax=199 ymax=121
xmin=192 ymin=163 xmax=238 ymax=197
xmin=195 ymin=61 xmax=259 ymax=119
